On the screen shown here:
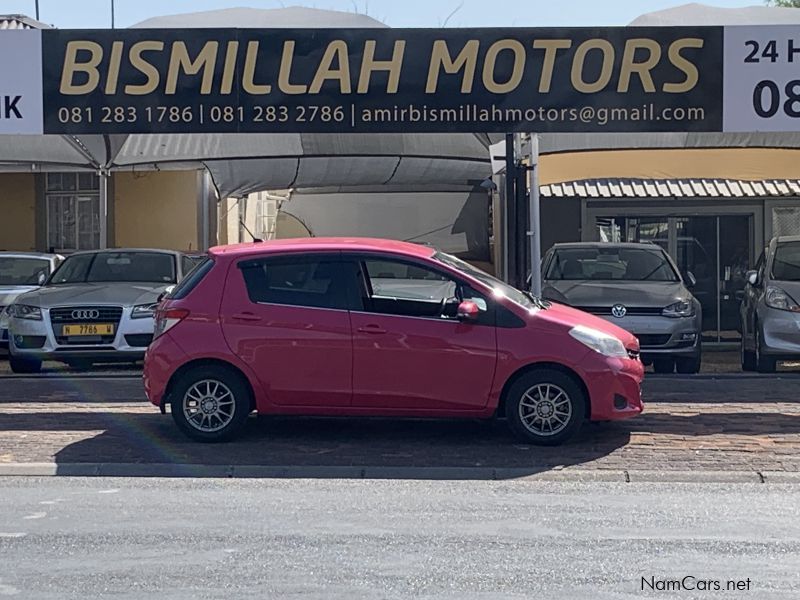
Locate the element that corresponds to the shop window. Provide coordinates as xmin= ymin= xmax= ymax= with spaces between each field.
xmin=46 ymin=173 xmax=100 ymax=252
xmin=772 ymin=207 xmax=800 ymax=237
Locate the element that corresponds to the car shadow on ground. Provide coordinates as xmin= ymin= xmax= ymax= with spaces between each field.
xmin=28 ymin=412 xmax=632 ymax=478
xmin=0 ymin=406 xmax=792 ymax=478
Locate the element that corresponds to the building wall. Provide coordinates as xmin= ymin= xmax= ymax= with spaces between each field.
xmin=114 ymin=171 xmax=199 ymax=251
xmin=0 ymin=173 xmax=36 ymax=251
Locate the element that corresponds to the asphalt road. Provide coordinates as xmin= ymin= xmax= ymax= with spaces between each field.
xmin=0 ymin=477 xmax=798 ymax=599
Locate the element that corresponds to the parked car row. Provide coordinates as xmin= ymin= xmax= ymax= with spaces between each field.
xmin=2 ymin=248 xmax=201 ymax=373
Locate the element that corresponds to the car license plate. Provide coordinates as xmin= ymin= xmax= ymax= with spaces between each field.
xmin=62 ymin=323 xmax=114 ymax=336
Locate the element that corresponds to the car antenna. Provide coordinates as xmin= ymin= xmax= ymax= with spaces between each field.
xmin=239 ymin=220 xmax=263 ymax=243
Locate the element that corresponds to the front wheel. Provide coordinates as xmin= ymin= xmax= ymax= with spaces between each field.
xmin=9 ymin=355 xmax=42 ymax=374
xmin=755 ymin=329 xmax=777 ymax=374
xmin=170 ymin=365 xmax=252 ymax=442
xmin=505 ymin=369 xmax=586 ymax=446
xmin=675 ymin=352 xmax=702 ymax=375
xmin=652 ymin=358 xmax=675 ymax=374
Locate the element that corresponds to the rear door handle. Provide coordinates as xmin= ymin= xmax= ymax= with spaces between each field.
xmin=357 ymin=324 xmax=387 ymax=334
xmin=231 ymin=312 xmax=262 ymax=322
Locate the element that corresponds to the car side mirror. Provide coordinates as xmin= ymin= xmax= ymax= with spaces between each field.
xmin=684 ymin=271 xmax=697 ymax=288
xmin=157 ymin=285 xmax=176 ymax=302
xmin=457 ymin=300 xmax=480 ymax=321
xmin=746 ymin=270 xmax=758 ymax=286
xmin=37 ymin=272 xmax=47 ymax=285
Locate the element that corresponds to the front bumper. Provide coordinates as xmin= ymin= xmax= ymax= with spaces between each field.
xmin=9 ymin=306 xmax=154 ymax=363
xmin=760 ymin=307 xmax=800 ymax=359
xmin=597 ymin=314 xmax=701 ymax=358
xmin=581 ymin=353 xmax=644 ymax=422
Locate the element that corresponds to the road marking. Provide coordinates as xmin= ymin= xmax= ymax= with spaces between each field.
xmin=22 ymin=512 xmax=46 ymax=520
xmin=0 ymin=580 xmax=20 ymax=596
xmin=98 ymin=489 xmax=119 ymax=494
xmin=0 ymin=533 xmax=26 ymax=538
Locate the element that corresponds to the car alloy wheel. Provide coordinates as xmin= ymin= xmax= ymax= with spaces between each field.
xmin=182 ymin=379 xmax=237 ymax=433
xmin=505 ymin=368 xmax=586 ymax=446
xmin=170 ymin=365 xmax=252 ymax=442
xmin=518 ymin=383 xmax=572 ymax=437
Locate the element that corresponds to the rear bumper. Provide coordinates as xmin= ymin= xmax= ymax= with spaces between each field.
xmin=143 ymin=333 xmax=187 ymax=408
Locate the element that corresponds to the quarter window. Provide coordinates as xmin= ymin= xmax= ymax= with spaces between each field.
xmin=239 ymin=256 xmax=347 ymax=310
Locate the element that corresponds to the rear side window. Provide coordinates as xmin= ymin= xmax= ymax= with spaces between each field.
xmin=170 ymin=258 xmax=214 ymax=300
xmin=239 ymin=256 xmax=348 ymax=310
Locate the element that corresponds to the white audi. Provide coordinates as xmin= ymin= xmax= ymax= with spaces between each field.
xmin=7 ymin=248 xmax=199 ymax=373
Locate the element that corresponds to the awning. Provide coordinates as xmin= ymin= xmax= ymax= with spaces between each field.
xmin=540 ymin=178 xmax=800 ymax=199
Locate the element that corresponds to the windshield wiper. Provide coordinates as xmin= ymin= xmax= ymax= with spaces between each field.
xmin=523 ymin=290 xmax=549 ymax=309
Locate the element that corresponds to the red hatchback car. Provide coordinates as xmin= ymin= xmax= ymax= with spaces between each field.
xmin=144 ymin=238 xmax=643 ymax=445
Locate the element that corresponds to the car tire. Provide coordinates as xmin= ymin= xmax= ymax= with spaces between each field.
xmin=755 ymin=329 xmax=777 ymax=374
xmin=9 ymin=355 xmax=42 ymax=374
xmin=675 ymin=353 xmax=701 ymax=374
xmin=170 ymin=365 xmax=252 ymax=442
xmin=504 ymin=368 xmax=586 ymax=446
xmin=652 ymin=358 xmax=675 ymax=374
xmin=741 ymin=341 xmax=757 ymax=372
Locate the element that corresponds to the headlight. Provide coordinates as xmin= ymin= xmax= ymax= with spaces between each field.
xmin=765 ymin=286 xmax=800 ymax=312
xmin=569 ymin=325 xmax=628 ymax=358
xmin=662 ymin=300 xmax=695 ymax=318
xmin=9 ymin=304 xmax=42 ymax=320
xmin=131 ymin=302 xmax=159 ymax=319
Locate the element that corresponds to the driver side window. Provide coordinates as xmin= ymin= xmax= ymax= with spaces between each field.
xmin=359 ymin=258 xmax=459 ymax=319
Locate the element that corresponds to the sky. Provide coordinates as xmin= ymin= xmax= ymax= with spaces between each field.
xmin=3 ymin=0 xmax=764 ymax=28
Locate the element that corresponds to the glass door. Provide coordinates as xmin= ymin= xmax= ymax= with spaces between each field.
xmin=596 ymin=215 xmax=752 ymax=343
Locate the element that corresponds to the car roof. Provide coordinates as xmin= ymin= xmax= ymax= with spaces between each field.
xmin=550 ymin=242 xmax=664 ymax=251
xmin=775 ymin=235 xmax=800 ymax=244
xmin=209 ymin=237 xmax=437 ymax=259
xmin=65 ymin=248 xmax=183 ymax=256
xmin=0 ymin=251 xmax=59 ymax=259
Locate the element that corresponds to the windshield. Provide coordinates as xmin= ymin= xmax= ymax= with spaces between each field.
xmin=434 ymin=251 xmax=541 ymax=310
xmin=772 ymin=242 xmax=800 ymax=281
xmin=0 ymin=257 xmax=51 ymax=286
xmin=546 ymin=247 xmax=679 ymax=282
xmin=49 ymin=252 xmax=176 ymax=285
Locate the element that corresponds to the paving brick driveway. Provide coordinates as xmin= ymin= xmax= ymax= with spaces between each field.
xmin=0 ymin=373 xmax=798 ymax=475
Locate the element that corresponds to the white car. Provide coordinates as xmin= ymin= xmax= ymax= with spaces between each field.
xmin=7 ymin=248 xmax=198 ymax=373
xmin=0 ymin=252 xmax=63 ymax=352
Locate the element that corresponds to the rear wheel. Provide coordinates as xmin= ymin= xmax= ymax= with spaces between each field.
xmin=9 ymin=355 xmax=42 ymax=374
xmin=170 ymin=365 xmax=252 ymax=442
xmin=652 ymin=358 xmax=675 ymax=374
xmin=505 ymin=369 xmax=586 ymax=446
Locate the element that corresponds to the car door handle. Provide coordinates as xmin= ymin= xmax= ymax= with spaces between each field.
xmin=357 ymin=324 xmax=387 ymax=334
xmin=231 ymin=312 xmax=262 ymax=322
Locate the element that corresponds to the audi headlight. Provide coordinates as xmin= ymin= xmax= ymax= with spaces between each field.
xmin=131 ymin=302 xmax=159 ymax=319
xmin=662 ymin=300 xmax=695 ymax=318
xmin=765 ymin=286 xmax=800 ymax=312
xmin=10 ymin=304 xmax=42 ymax=320
xmin=569 ymin=325 xmax=628 ymax=358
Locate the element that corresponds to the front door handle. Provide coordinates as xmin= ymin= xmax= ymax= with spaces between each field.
xmin=357 ymin=324 xmax=387 ymax=334
xmin=231 ymin=312 xmax=261 ymax=322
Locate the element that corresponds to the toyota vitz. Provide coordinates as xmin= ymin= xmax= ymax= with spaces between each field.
xmin=144 ymin=238 xmax=643 ymax=445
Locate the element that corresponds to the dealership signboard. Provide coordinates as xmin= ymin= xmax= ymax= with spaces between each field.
xmin=2 ymin=26 xmax=800 ymax=134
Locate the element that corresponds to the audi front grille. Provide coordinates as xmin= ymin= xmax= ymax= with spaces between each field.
xmin=50 ymin=306 xmax=124 ymax=345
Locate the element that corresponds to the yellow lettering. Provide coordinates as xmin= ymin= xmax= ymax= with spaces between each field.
xmin=664 ymin=38 xmax=703 ymax=93
xmin=60 ymin=41 xmax=103 ymax=95
xmin=220 ymin=40 xmax=239 ymax=95
xmin=426 ymin=39 xmax=479 ymax=93
xmin=104 ymin=41 xmax=124 ymax=94
xmin=278 ymin=41 xmax=308 ymax=94
xmin=618 ymin=38 xmax=661 ymax=93
xmin=482 ymin=39 xmax=525 ymax=94
xmin=125 ymin=41 xmax=163 ymax=95
xmin=243 ymin=41 xmax=271 ymax=95
xmin=358 ymin=40 xmax=405 ymax=94
xmin=533 ymin=39 xmax=571 ymax=93
xmin=309 ymin=40 xmax=351 ymax=94
xmin=571 ymin=39 xmax=614 ymax=93
xmin=165 ymin=40 xmax=218 ymax=95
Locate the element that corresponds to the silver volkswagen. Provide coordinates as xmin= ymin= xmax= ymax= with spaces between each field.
xmin=7 ymin=249 xmax=196 ymax=373
xmin=541 ymin=242 xmax=702 ymax=374
xmin=0 ymin=252 xmax=63 ymax=351
xmin=740 ymin=235 xmax=800 ymax=373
